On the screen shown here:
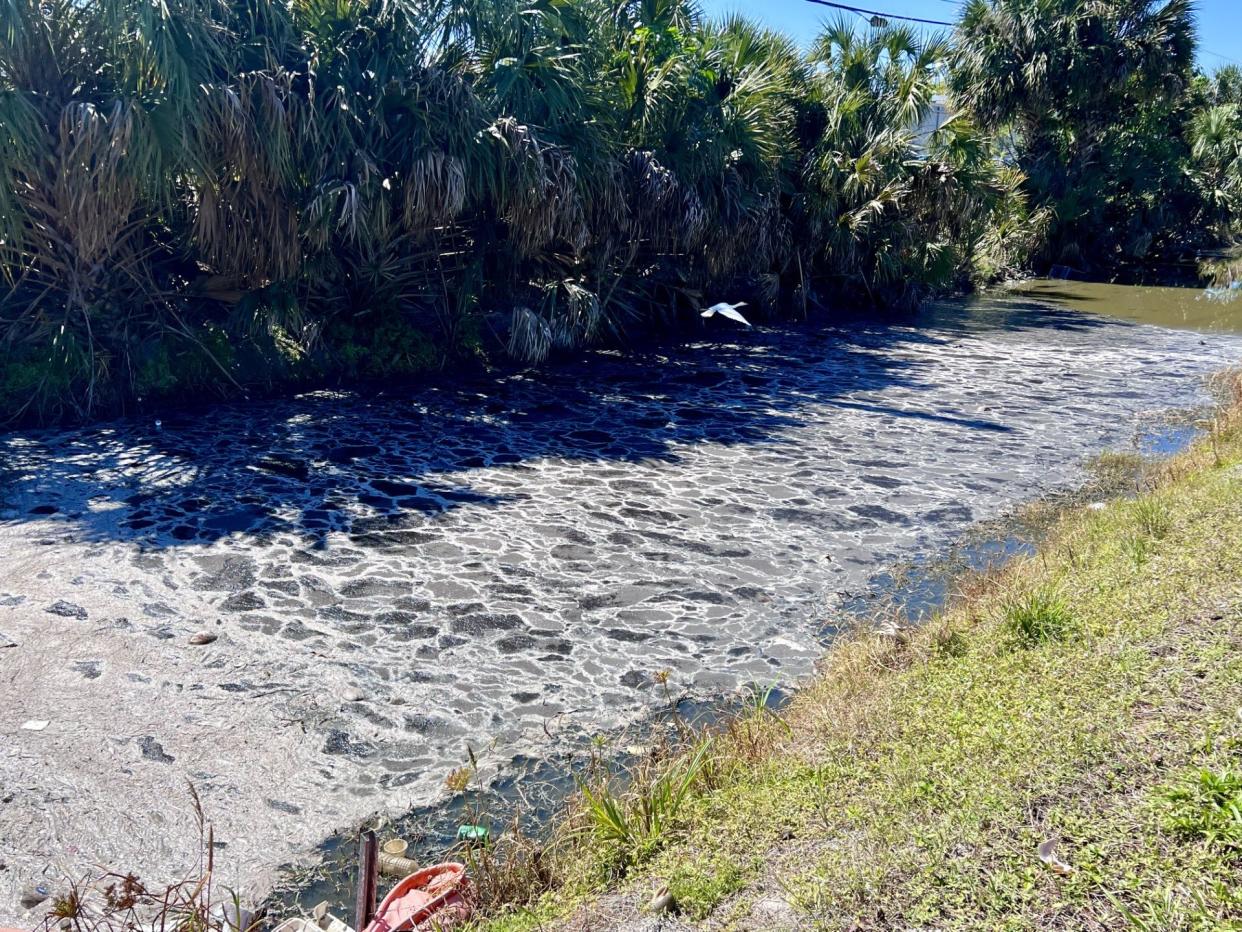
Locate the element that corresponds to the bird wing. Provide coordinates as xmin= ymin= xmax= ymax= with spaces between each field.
xmin=718 ymin=306 xmax=752 ymax=326
xmin=700 ymin=308 xmax=716 ymax=318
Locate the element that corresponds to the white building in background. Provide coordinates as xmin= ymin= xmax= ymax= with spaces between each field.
xmin=912 ymin=94 xmax=952 ymax=152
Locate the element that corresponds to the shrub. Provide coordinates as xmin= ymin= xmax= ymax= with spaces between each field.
xmin=0 ymin=0 xmax=1033 ymax=424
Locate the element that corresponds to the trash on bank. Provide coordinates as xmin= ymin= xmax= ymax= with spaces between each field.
xmin=272 ymin=902 xmax=354 ymax=932
xmin=361 ymin=863 xmax=472 ymax=932
xmin=212 ymin=899 xmax=257 ymax=932
xmin=1037 ymin=838 xmax=1073 ymax=875
xmin=378 ymin=839 xmax=418 ymax=878
xmin=455 ymin=824 xmax=489 ymax=844
xmin=19 ymin=883 xmax=50 ymax=909
xmin=645 ymin=883 xmax=676 ymax=915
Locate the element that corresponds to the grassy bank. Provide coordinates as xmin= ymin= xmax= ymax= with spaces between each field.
xmin=470 ymin=373 xmax=1242 ymax=931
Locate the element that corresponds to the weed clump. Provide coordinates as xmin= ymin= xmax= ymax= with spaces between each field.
xmin=1162 ymin=768 xmax=1242 ymax=851
xmin=1121 ymin=532 xmax=1153 ymax=568
xmin=1002 ymin=587 xmax=1076 ymax=646
xmin=1132 ymin=497 xmax=1172 ymax=539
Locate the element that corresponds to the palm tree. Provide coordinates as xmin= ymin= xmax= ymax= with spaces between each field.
xmin=797 ymin=18 xmax=950 ymax=306
xmin=1189 ymin=103 xmax=1242 ymax=235
xmin=952 ymin=0 xmax=1196 ymax=266
xmin=0 ymin=0 xmax=263 ymax=417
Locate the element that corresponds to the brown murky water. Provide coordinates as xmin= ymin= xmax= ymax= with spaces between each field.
xmin=1005 ymin=278 xmax=1242 ymax=333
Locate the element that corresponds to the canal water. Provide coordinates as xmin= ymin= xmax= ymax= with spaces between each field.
xmin=1006 ymin=277 xmax=1242 ymax=333
xmin=1 ymin=285 xmax=1239 ymax=919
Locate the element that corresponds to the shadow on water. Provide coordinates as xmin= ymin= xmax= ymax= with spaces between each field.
xmin=0 ymin=301 xmax=1108 ymax=550
xmin=271 ymin=365 xmax=1214 ymax=919
xmin=0 ymin=293 xmax=1211 ymax=918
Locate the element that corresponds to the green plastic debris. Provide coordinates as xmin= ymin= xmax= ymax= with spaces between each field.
xmin=456 ymin=824 xmax=489 ymax=843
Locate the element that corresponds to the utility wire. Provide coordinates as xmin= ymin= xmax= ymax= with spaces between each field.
xmin=1203 ymin=48 xmax=1242 ymax=66
xmin=804 ymin=0 xmax=1238 ymax=67
xmin=803 ymin=0 xmax=955 ymax=26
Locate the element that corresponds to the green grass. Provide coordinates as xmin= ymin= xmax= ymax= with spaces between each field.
xmin=1001 ymin=586 xmax=1076 ymax=646
xmin=473 ymin=393 xmax=1242 ymax=931
xmin=1162 ymin=766 xmax=1242 ymax=851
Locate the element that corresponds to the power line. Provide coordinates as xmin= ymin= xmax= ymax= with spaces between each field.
xmin=802 ymin=0 xmax=955 ymax=27
xmin=1203 ymin=48 xmax=1242 ymax=66
xmin=803 ymin=1 xmax=1239 ymax=66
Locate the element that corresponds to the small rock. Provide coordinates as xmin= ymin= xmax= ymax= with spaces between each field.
xmin=21 ymin=720 xmax=49 ymax=731
xmin=343 ymin=688 xmax=366 ymax=703
xmin=46 ymin=600 xmax=87 ymax=620
xmin=189 ymin=632 xmax=218 ymax=645
xmin=0 ymin=631 xmax=16 ymax=648
xmin=137 ymin=736 xmax=175 ymax=763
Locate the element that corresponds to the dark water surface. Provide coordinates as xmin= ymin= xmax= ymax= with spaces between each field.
xmin=1 ymin=292 xmax=1238 ymax=918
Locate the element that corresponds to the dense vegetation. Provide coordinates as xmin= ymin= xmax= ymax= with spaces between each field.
xmin=954 ymin=0 xmax=1241 ymax=270
xmin=0 ymin=0 xmax=1237 ymax=423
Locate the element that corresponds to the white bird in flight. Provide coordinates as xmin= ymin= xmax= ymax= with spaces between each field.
xmin=700 ymin=301 xmax=751 ymax=327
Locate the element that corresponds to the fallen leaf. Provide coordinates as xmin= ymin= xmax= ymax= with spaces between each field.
xmin=645 ymin=883 xmax=675 ymax=915
xmin=1037 ymin=838 xmax=1073 ymax=875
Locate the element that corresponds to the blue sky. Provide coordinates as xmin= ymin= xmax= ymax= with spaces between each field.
xmin=696 ymin=0 xmax=1242 ymax=72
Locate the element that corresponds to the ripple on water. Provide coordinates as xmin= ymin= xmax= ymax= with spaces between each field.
xmin=1 ymin=296 xmax=1240 ymax=906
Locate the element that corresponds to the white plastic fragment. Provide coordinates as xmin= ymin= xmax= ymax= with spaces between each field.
xmin=21 ymin=720 xmax=49 ymax=731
